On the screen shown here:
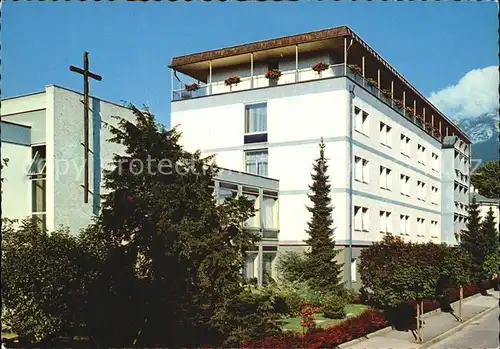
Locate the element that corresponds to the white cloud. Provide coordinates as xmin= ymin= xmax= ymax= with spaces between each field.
xmin=428 ymin=66 xmax=499 ymax=121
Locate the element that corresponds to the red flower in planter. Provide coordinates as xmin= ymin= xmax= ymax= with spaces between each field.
xmin=348 ymin=64 xmax=362 ymax=75
xmin=265 ymin=69 xmax=282 ymax=80
xmin=312 ymin=61 xmax=330 ymax=73
xmin=405 ymin=106 xmax=415 ymax=115
xmin=415 ymin=114 xmax=424 ymax=121
xmin=184 ymin=83 xmax=199 ymax=92
xmin=224 ymin=75 xmax=241 ymax=86
xmin=393 ymin=99 xmax=404 ymax=108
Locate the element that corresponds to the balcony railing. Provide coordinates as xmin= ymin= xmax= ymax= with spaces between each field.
xmin=173 ymin=64 xmax=442 ymax=142
xmin=172 ymin=64 xmax=345 ymax=101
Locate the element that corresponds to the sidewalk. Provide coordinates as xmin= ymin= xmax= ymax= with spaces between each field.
xmin=341 ymin=290 xmax=499 ymax=349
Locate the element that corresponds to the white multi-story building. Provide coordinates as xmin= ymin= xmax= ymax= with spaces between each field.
xmin=1 ymin=85 xmax=136 ymax=233
xmin=169 ymin=26 xmax=471 ymax=288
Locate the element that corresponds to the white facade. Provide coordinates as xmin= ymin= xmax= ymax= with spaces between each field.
xmin=170 ymin=33 xmax=471 ymax=286
xmin=1 ymin=85 xmax=135 ymax=234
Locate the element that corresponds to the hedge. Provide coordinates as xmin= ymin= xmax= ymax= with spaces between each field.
xmin=242 ymin=281 xmax=491 ymax=349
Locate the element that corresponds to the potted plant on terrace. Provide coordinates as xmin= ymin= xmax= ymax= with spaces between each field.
xmin=265 ymin=68 xmax=282 ymax=81
xmin=312 ymin=61 xmax=330 ymax=75
xmin=348 ymin=64 xmax=362 ymax=76
xmin=405 ymin=106 xmax=415 ymax=116
xmin=381 ymin=89 xmax=392 ymax=99
xmin=366 ymin=77 xmax=378 ymax=88
xmin=224 ymin=75 xmax=241 ymax=86
xmin=424 ymin=122 xmax=433 ymax=132
xmin=433 ymin=128 xmax=441 ymax=138
xmin=393 ymin=99 xmax=404 ymax=110
xmin=184 ymin=83 xmax=199 ymax=92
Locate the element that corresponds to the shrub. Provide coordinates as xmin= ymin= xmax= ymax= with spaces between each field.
xmin=216 ymin=286 xmax=280 ymax=347
xmin=321 ymin=293 xmax=346 ymax=319
xmin=276 ymin=251 xmax=307 ymax=283
xmin=275 ymin=289 xmax=303 ymax=317
xmin=359 ymin=235 xmax=472 ymax=309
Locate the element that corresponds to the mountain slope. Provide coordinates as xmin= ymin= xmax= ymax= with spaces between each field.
xmin=456 ymin=111 xmax=499 ymax=162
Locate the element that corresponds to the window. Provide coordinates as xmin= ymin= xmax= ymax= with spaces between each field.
xmin=431 ymin=186 xmax=439 ymax=205
xmin=354 ymin=156 xmax=369 ymax=183
xmin=354 ymin=107 xmax=369 ymax=136
xmin=380 ymin=122 xmax=392 ymax=147
xmin=417 ymin=180 xmax=426 ymax=201
xmin=400 ymin=174 xmax=410 ymax=196
xmin=30 ymin=145 xmax=47 ymax=232
xmin=351 ymin=258 xmax=358 ymax=283
xmin=431 ymin=220 xmax=439 ymax=239
xmin=262 ymin=251 xmax=277 ymax=285
xmin=379 ymin=210 xmax=392 ymax=234
xmin=400 ymin=134 xmax=410 ymax=157
xmin=217 ymin=181 xmax=238 ymax=204
xmin=417 ymin=218 xmax=425 ymax=237
xmin=245 ymin=103 xmax=267 ymax=134
xmin=379 ymin=166 xmax=392 ymax=190
xmin=399 ymin=214 xmax=410 ymax=236
xmin=417 ymin=144 xmax=426 ymax=165
xmin=431 ymin=153 xmax=439 ymax=172
xmin=262 ymin=192 xmax=279 ymax=230
xmin=245 ymin=149 xmax=268 ymax=176
xmin=354 ymin=206 xmax=369 ymax=232
xmin=27 ymin=145 xmax=47 ymax=177
xmin=243 ymin=187 xmax=260 ymax=228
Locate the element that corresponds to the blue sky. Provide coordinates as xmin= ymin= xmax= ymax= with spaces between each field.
xmin=3 ymin=1 xmax=497 ymax=127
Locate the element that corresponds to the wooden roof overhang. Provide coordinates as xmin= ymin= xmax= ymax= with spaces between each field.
xmin=169 ymin=26 xmax=349 ymax=83
xmin=170 ymin=26 xmax=470 ymax=144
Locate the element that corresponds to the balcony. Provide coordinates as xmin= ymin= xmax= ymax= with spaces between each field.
xmin=173 ymin=64 xmax=345 ymax=101
xmin=172 ymin=62 xmax=442 ymax=142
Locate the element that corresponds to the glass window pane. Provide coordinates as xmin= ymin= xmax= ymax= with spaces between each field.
xmin=246 ymin=104 xmax=267 ymax=133
xmin=245 ymin=150 xmax=268 ymax=176
xmin=32 ymin=179 xmax=46 ymax=213
xmin=262 ymin=253 xmax=276 ymax=285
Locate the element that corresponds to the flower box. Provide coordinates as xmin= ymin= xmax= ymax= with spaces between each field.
xmin=393 ymin=99 xmax=404 ymax=109
xmin=366 ymin=78 xmax=378 ymax=88
xmin=381 ymin=89 xmax=392 ymax=98
xmin=184 ymin=83 xmax=199 ymax=92
xmin=312 ymin=61 xmax=330 ymax=74
xmin=265 ymin=69 xmax=282 ymax=81
xmin=224 ymin=75 xmax=241 ymax=86
xmin=424 ymin=122 xmax=433 ymax=132
xmin=405 ymin=106 xmax=415 ymax=116
xmin=433 ymin=128 xmax=441 ymax=138
xmin=348 ymin=64 xmax=362 ymax=76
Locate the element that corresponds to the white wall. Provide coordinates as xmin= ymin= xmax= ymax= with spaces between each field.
xmin=1 ymin=142 xmax=31 ymax=221
xmin=172 ymin=88 xmax=349 ymax=245
xmin=49 ymin=86 xmax=135 ymax=234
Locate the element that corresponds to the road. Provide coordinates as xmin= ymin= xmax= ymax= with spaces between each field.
xmin=433 ymin=308 xmax=499 ymax=349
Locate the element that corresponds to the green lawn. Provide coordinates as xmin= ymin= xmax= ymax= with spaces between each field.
xmin=280 ymin=304 xmax=367 ymax=332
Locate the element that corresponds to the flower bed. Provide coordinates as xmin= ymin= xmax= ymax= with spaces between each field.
xmin=242 ymin=281 xmax=491 ymax=348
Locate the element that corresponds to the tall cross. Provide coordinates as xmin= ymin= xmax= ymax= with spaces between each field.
xmin=69 ymin=52 xmax=102 ymax=204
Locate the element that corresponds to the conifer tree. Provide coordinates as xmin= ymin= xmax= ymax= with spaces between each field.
xmin=480 ymin=207 xmax=500 ymax=277
xmin=303 ymin=139 xmax=343 ymax=294
xmin=81 ymin=105 xmax=261 ymax=347
xmin=456 ymin=197 xmax=495 ymax=291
